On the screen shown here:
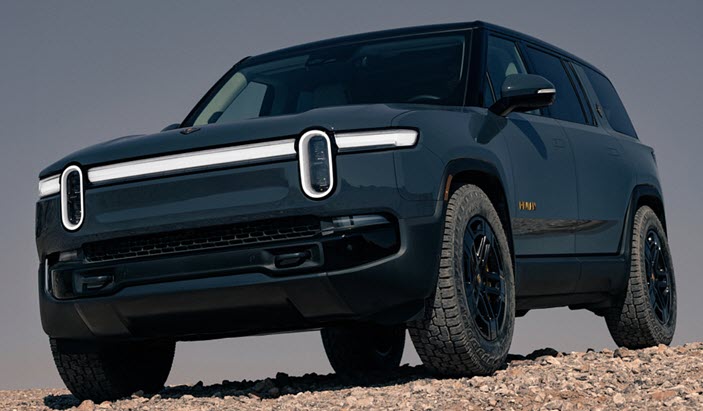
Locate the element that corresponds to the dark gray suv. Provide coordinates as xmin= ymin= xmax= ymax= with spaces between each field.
xmin=36 ymin=21 xmax=676 ymax=401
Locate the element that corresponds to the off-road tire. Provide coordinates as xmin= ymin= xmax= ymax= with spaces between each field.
xmin=408 ymin=184 xmax=515 ymax=376
xmin=606 ymin=206 xmax=676 ymax=348
xmin=50 ymin=338 xmax=176 ymax=402
xmin=321 ymin=324 xmax=405 ymax=375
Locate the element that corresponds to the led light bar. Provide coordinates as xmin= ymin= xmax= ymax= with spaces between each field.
xmin=38 ymin=175 xmax=61 ymax=197
xmin=88 ymin=139 xmax=297 ymax=183
xmin=335 ymin=129 xmax=418 ymax=152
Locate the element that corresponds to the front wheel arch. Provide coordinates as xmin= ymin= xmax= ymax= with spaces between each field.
xmin=441 ymin=159 xmax=514 ymax=267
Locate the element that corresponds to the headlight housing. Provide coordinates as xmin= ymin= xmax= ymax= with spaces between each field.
xmin=298 ymin=130 xmax=334 ymax=199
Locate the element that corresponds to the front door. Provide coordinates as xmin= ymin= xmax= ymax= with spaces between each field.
xmin=486 ymin=34 xmax=579 ymax=256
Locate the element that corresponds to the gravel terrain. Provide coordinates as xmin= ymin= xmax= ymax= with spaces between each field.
xmin=2 ymin=343 xmax=702 ymax=411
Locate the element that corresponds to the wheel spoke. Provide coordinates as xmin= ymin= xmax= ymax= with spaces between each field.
xmin=648 ymin=283 xmax=657 ymax=306
xmin=484 ymin=270 xmax=501 ymax=282
xmin=488 ymin=318 xmax=498 ymax=340
xmin=644 ymin=240 xmax=653 ymax=261
xmin=651 ymin=247 xmax=660 ymax=271
xmin=484 ymin=285 xmax=501 ymax=296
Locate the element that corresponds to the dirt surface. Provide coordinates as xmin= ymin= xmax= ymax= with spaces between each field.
xmin=1 ymin=343 xmax=701 ymax=410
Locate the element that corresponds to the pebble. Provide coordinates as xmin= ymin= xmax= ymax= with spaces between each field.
xmin=1 ymin=343 xmax=701 ymax=410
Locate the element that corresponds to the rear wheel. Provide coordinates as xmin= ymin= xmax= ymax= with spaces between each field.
xmin=606 ymin=206 xmax=676 ymax=348
xmin=409 ymin=184 xmax=515 ymax=376
xmin=50 ymin=338 xmax=175 ymax=402
xmin=321 ymin=324 xmax=405 ymax=375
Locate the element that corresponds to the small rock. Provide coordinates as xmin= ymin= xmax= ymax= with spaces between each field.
xmin=663 ymin=396 xmax=684 ymax=407
xmin=77 ymin=400 xmax=95 ymax=411
xmin=540 ymin=356 xmax=561 ymax=366
xmin=181 ymin=394 xmax=195 ymax=400
xmin=527 ymin=347 xmax=559 ymax=360
xmin=612 ymin=393 xmax=625 ymax=405
xmin=614 ymin=348 xmax=635 ymax=359
xmin=253 ymin=378 xmax=275 ymax=392
xmin=275 ymin=372 xmax=290 ymax=386
xmin=651 ymin=390 xmax=677 ymax=401
xmin=356 ymin=396 xmax=374 ymax=406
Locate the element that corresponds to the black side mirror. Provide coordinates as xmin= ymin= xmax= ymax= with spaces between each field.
xmin=161 ymin=123 xmax=181 ymax=132
xmin=489 ymin=74 xmax=556 ymax=116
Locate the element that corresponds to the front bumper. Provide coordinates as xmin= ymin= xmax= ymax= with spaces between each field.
xmin=39 ymin=215 xmax=442 ymax=341
xmin=37 ymin=149 xmax=446 ymax=341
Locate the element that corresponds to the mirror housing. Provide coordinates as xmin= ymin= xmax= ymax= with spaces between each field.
xmin=161 ymin=123 xmax=181 ymax=132
xmin=489 ymin=74 xmax=556 ymax=116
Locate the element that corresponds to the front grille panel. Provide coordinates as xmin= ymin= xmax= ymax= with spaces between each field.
xmin=83 ymin=216 xmax=321 ymax=263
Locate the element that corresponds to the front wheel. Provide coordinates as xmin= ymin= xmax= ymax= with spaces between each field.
xmin=606 ymin=206 xmax=677 ymax=348
xmin=409 ymin=184 xmax=515 ymax=376
xmin=51 ymin=338 xmax=175 ymax=402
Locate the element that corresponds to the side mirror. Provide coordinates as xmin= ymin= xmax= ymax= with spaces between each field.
xmin=489 ymin=74 xmax=556 ymax=116
xmin=161 ymin=123 xmax=181 ymax=132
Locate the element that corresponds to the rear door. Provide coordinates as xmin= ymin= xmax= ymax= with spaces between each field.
xmin=522 ymin=43 xmax=634 ymax=254
xmin=525 ymin=44 xmax=634 ymax=254
xmin=568 ymin=63 xmax=637 ymax=254
xmin=485 ymin=34 xmax=579 ymax=256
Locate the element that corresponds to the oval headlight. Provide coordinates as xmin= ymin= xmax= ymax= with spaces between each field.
xmin=298 ymin=130 xmax=334 ymax=199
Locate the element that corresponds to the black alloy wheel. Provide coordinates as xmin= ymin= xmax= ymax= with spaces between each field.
xmin=463 ymin=216 xmax=507 ymax=341
xmin=644 ymin=229 xmax=673 ymax=326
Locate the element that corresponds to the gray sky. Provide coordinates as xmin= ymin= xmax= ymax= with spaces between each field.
xmin=1 ymin=0 xmax=701 ymax=390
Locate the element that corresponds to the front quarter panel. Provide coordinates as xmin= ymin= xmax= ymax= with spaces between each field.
xmin=392 ymin=107 xmax=514 ymax=209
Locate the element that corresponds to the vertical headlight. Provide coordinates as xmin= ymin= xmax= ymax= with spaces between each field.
xmin=60 ymin=165 xmax=84 ymax=231
xmin=298 ymin=130 xmax=334 ymax=199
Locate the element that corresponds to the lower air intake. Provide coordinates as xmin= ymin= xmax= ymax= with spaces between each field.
xmin=83 ymin=216 xmax=321 ymax=263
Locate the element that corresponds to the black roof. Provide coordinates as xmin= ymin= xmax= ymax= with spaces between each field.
xmin=245 ymin=21 xmax=604 ymax=76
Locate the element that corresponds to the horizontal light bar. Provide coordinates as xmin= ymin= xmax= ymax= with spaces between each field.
xmin=335 ymin=129 xmax=418 ymax=152
xmin=38 ymin=175 xmax=60 ymax=197
xmin=88 ymin=139 xmax=297 ymax=183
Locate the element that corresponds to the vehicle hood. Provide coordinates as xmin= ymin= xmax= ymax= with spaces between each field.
xmin=39 ymin=104 xmax=411 ymax=178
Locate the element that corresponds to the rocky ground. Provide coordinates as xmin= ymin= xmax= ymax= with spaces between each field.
xmin=1 ymin=343 xmax=702 ymax=411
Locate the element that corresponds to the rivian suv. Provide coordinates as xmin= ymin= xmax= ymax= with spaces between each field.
xmin=36 ymin=21 xmax=676 ymax=401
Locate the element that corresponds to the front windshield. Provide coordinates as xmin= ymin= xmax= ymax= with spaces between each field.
xmin=187 ymin=34 xmax=467 ymax=126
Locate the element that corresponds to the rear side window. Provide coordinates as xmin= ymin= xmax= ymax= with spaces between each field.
xmin=580 ymin=66 xmax=638 ymax=137
xmin=525 ymin=46 xmax=587 ymax=124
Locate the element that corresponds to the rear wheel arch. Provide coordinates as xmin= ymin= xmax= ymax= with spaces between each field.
xmin=620 ymin=185 xmax=667 ymax=256
xmin=634 ymin=189 xmax=667 ymax=234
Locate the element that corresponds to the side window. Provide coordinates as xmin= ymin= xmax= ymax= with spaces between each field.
xmin=580 ymin=66 xmax=638 ymax=137
xmin=525 ymin=46 xmax=587 ymax=124
xmin=485 ymin=35 xmax=527 ymax=103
